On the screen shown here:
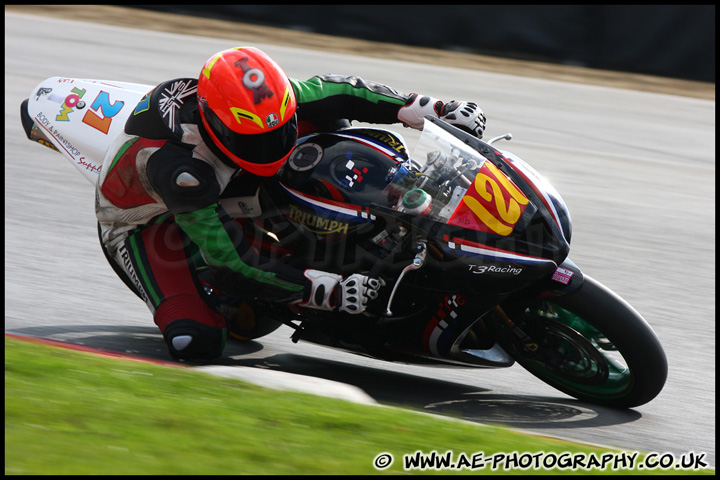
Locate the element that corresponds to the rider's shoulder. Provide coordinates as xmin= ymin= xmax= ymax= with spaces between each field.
xmin=125 ymin=78 xmax=198 ymax=140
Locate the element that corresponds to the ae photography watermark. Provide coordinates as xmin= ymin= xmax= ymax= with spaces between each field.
xmin=373 ymin=449 xmax=709 ymax=472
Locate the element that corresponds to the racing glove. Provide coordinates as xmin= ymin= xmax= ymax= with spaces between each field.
xmin=300 ymin=270 xmax=384 ymax=314
xmin=398 ymin=93 xmax=486 ymax=138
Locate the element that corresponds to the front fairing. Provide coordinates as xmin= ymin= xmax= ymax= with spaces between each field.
xmin=374 ymin=118 xmax=571 ymax=276
xmin=277 ymin=117 xmax=572 ymax=282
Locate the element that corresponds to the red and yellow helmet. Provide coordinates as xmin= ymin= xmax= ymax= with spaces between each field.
xmin=197 ymin=47 xmax=298 ymax=176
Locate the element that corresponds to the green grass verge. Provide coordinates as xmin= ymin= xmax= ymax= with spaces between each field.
xmin=5 ymin=336 xmax=713 ymax=475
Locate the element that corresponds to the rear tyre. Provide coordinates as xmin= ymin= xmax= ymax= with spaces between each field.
xmin=222 ymin=299 xmax=284 ymax=341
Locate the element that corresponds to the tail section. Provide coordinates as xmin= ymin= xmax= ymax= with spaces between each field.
xmin=20 ymin=77 xmax=152 ymax=184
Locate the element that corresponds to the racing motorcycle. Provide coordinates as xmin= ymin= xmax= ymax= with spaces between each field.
xmin=20 ymin=77 xmax=667 ymax=408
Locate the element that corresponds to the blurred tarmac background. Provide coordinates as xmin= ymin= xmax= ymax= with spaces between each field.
xmin=6 ymin=5 xmax=714 ymax=100
xmin=132 ymin=5 xmax=715 ymax=82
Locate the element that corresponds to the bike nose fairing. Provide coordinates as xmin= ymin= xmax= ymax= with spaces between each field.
xmin=279 ymin=119 xmax=571 ymax=269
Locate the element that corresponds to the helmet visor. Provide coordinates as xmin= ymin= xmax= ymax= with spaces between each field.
xmin=203 ymin=106 xmax=298 ymax=165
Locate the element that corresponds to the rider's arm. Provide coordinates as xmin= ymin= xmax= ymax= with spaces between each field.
xmin=291 ymin=74 xmax=408 ymax=125
xmin=146 ymin=151 xmax=306 ymax=295
xmin=146 ymin=152 xmax=382 ymax=312
xmin=291 ymin=74 xmax=486 ymax=137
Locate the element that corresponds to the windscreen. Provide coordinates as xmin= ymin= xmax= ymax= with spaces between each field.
xmin=381 ymin=121 xmax=530 ymax=237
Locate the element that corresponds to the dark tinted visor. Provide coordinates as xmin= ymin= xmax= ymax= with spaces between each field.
xmin=203 ymin=107 xmax=298 ymax=164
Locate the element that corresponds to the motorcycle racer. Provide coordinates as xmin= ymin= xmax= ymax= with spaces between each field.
xmin=95 ymin=46 xmax=486 ymax=361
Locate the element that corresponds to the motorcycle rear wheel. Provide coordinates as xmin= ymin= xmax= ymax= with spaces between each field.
xmin=222 ymin=299 xmax=284 ymax=341
xmin=490 ymin=275 xmax=667 ymax=408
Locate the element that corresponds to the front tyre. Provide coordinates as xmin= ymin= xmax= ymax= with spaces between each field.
xmin=490 ymin=275 xmax=667 ymax=408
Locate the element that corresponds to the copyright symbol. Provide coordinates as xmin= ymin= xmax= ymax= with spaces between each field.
xmin=373 ymin=452 xmax=393 ymax=470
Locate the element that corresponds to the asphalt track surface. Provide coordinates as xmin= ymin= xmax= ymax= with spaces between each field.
xmin=5 ymin=8 xmax=715 ymax=467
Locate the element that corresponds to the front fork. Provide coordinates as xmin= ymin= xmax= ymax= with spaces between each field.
xmin=490 ymin=257 xmax=585 ymax=351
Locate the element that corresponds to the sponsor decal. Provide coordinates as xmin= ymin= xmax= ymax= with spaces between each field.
xmin=449 ymin=161 xmax=529 ymax=236
xmin=83 ymin=91 xmax=124 ymax=134
xmin=133 ymin=89 xmax=153 ymax=115
xmin=33 ymin=112 xmax=100 ymax=174
xmin=340 ymin=157 xmax=368 ymax=188
xmin=234 ymin=55 xmax=274 ymax=104
xmin=54 ymin=85 xmax=125 ymax=134
xmin=551 ymin=267 xmax=574 ymax=285
xmin=56 ymin=87 xmax=87 ymax=121
xmin=356 ymin=129 xmax=407 ymax=157
xmin=334 ymin=131 xmax=406 ymax=161
xmin=218 ymin=196 xmax=261 ymax=218
xmin=35 ymin=87 xmax=52 ymax=100
xmin=266 ymin=112 xmax=279 ymax=128
xmin=288 ymin=204 xmax=349 ymax=235
xmin=76 ymin=157 xmax=101 ymax=175
xmin=118 ymin=244 xmax=149 ymax=304
xmin=34 ymin=111 xmax=90 ymax=165
xmin=235 ymin=199 xmax=257 ymax=216
xmin=468 ymin=264 xmax=523 ymax=276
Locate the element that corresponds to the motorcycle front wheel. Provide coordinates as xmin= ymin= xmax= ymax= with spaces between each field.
xmin=489 ymin=275 xmax=667 ymax=409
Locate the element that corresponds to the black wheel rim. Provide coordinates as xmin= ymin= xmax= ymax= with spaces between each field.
xmin=494 ymin=302 xmax=635 ymax=399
